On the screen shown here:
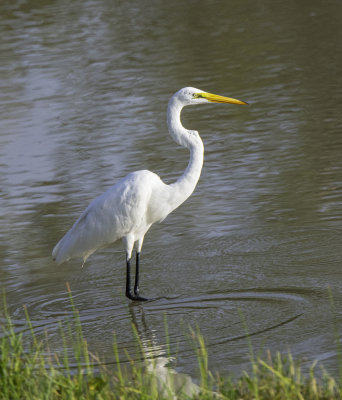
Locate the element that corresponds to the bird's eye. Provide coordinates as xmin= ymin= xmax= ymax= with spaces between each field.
xmin=193 ymin=93 xmax=199 ymax=98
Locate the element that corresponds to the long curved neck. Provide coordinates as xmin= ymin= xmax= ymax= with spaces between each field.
xmin=167 ymin=96 xmax=204 ymax=210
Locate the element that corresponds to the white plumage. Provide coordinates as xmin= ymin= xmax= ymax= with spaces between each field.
xmin=52 ymin=87 xmax=247 ymax=300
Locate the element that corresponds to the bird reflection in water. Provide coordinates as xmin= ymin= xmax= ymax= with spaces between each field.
xmin=129 ymin=303 xmax=200 ymax=398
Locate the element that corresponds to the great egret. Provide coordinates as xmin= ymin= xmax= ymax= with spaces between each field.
xmin=52 ymin=87 xmax=247 ymax=301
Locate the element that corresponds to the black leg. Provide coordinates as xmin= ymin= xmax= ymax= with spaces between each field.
xmin=125 ymin=253 xmax=148 ymax=301
xmin=134 ymin=252 xmax=140 ymax=296
xmin=134 ymin=251 xmax=148 ymax=301
xmin=126 ymin=257 xmax=134 ymax=300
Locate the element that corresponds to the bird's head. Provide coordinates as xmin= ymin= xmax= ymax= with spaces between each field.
xmin=175 ymin=87 xmax=247 ymax=107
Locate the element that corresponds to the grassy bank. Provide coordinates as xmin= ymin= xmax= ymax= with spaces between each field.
xmin=0 ymin=292 xmax=341 ymax=399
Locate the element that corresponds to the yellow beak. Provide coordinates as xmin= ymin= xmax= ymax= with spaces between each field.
xmin=200 ymin=92 xmax=248 ymax=105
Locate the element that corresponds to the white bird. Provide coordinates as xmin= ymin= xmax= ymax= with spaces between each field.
xmin=52 ymin=87 xmax=247 ymax=301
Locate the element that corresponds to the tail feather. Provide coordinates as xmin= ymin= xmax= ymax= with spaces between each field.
xmin=52 ymin=224 xmax=96 ymax=266
xmin=52 ymin=232 xmax=72 ymax=264
xmin=52 ymin=187 xmax=123 ymax=265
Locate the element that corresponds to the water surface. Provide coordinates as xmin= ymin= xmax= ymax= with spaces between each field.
xmin=0 ymin=0 xmax=342 ymax=378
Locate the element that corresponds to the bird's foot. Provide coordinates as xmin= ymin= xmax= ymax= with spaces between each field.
xmin=126 ymin=292 xmax=149 ymax=302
